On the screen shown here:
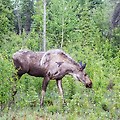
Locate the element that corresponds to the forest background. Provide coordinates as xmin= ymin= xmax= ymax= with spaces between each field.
xmin=0 ymin=0 xmax=120 ymax=119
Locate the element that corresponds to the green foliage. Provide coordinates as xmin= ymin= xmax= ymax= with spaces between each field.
xmin=20 ymin=0 xmax=34 ymax=31
xmin=111 ymin=27 xmax=120 ymax=46
xmin=13 ymin=0 xmax=34 ymax=34
xmin=32 ymin=0 xmax=43 ymax=33
xmin=20 ymin=30 xmax=42 ymax=51
xmin=0 ymin=0 xmax=14 ymax=42
xmin=0 ymin=0 xmax=120 ymax=119
xmin=0 ymin=53 xmax=15 ymax=110
xmin=47 ymin=0 xmax=83 ymax=47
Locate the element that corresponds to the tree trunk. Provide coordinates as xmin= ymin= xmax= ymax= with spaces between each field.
xmin=111 ymin=3 xmax=120 ymax=28
xmin=17 ymin=9 xmax=22 ymax=35
xmin=43 ymin=0 xmax=46 ymax=51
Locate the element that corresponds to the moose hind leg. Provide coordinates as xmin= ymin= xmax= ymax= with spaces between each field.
xmin=12 ymin=73 xmax=22 ymax=98
xmin=40 ymin=77 xmax=50 ymax=107
xmin=56 ymin=79 xmax=65 ymax=104
xmin=12 ymin=75 xmax=21 ymax=99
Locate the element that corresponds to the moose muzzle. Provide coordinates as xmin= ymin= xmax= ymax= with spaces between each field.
xmin=85 ymin=81 xmax=92 ymax=88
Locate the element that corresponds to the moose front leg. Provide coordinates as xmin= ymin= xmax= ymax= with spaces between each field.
xmin=40 ymin=77 xmax=50 ymax=107
xmin=11 ymin=74 xmax=22 ymax=101
xmin=56 ymin=79 xmax=65 ymax=104
xmin=8 ymin=74 xmax=21 ymax=109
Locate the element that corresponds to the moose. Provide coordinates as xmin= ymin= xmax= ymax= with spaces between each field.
xmin=12 ymin=49 xmax=92 ymax=107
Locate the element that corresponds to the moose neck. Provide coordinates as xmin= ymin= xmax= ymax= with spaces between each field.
xmin=65 ymin=61 xmax=80 ymax=76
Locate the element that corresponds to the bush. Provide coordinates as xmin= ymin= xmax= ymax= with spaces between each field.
xmin=0 ymin=53 xmax=15 ymax=110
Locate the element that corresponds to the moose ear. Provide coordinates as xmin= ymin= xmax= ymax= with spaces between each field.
xmin=79 ymin=61 xmax=86 ymax=70
xmin=82 ymin=63 xmax=86 ymax=70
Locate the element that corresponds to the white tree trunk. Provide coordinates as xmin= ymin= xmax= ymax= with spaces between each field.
xmin=43 ymin=0 xmax=46 ymax=51
xmin=17 ymin=10 xmax=22 ymax=35
xmin=61 ymin=0 xmax=65 ymax=49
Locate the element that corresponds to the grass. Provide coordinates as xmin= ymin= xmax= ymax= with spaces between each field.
xmin=0 ymin=96 xmax=120 ymax=120
xmin=0 ymin=74 xmax=119 ymax=120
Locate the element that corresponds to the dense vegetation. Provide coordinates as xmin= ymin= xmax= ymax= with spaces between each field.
xmin=0 ymin=0 xmax=120 ymax=119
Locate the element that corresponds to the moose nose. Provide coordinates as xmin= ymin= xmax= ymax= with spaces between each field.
xmin=86 ymin=82 xmax=92 ymax=88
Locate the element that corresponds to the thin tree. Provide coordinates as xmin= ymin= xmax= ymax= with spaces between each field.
xmin=43 ymin=0 xmax=46 ymax=51
xmin=17 ymin=9 xmax=22 ymax=35
xmin=61 ymin=0 xmax=65 ymax=49
xmin=14 ymin=0 xmax=22 ymax=35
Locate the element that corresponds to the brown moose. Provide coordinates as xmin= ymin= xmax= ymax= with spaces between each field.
xmin=12 ymin=49 xmax=92 ymax=107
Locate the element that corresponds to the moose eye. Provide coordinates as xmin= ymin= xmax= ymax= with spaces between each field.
xmin=80 ymin=68 xmax=83 ymax=71
xmin=84 ymin=73 xmax=87 ymax=76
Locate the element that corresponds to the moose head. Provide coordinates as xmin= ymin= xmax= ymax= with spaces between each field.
xmin=69 ymin=61 xmax=92 ymax=88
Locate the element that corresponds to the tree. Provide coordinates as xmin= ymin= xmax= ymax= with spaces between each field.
xmin=43 ymin=0 xmax=46 ymax=51
xmin=14 ymin=0 xmax=22 ymax=35
xmin=47 ymin=0 xmax=81 ymax=48
xmin=21 ymin=0 xmax=34 ymax=34
xmin=111 ymin=3 xmax=120 ymax=28
xmin=0 ymin=0 xmax=14 ymax=42
xmin=14 ymin=0 xmax=34 ymax=35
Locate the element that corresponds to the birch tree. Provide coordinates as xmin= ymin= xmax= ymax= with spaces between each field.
xmin=43 ymin=0 xmax=46 ymax=51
